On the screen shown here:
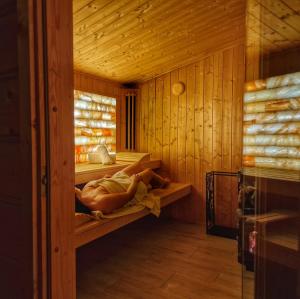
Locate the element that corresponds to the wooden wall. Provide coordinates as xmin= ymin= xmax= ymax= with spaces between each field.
xmin=137 ymin=42 xmax=245 ymax=224
xmin=74 ymin=71 xmax=121 ymax=99
xmin=262 ymin=47 xmax=300 ymax=78
xmin=0 ymin=0 xmax=36 ymax=297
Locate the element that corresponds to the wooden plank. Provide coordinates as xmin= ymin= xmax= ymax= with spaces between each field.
xmin=74 ymin=71 xmax=121 ymax=98
xmin=282 ymin=0 xmax=300 ymax=13
xmin=169 ymin=70 xmax=179 ymax=181
xmin=73 ymin=0 xmax=246 ymax=82
xmin=140 ymin=83 xmax=149 ymax=152
xmin=137 ymin=84 xmax=144 ymax=152
xmin=73 ymin=0 xmax=95 ymax=14
xmin=135 ymin=88 xmax=141 ymax=152
xmin=232 ymin=44 xmax=245 ymax=172
xmin=202 ymin=56 xmax=214 ymax=223
xmin=162 ymin=73 xmax=171 ymax=174
xmin=74 ymin=0 xmax=118 ymax=25
xmin=262 ymin=0 xmax=300 ymax=34
xmin=75 ymin=159 xmax=161 ymax=185
xmin=74 ymin=1 xmax=243 ymax=57
xmin=81 ymin=16 xmax=245 ymax=79
xmin=46 ymin=0 xmax=75 ymax=297
xmin=212 ymin=51 xmax=223 ymax=171
xmin=222 ymin=48 xmax=233 ymax=171
xmin=215 ymin=48 xmax=234 ymax=228
xmin=155 ymin=76 xmax=163 ymax=160
xmin=185 ymin=64 xmax=195 ymax=184
xmin=116 ymin=90 xmax=121 ymax=152
xmin=177 ymin=67 xmax=187 ymax=182
xmin=76 ymin=8 xmax=245 ymax=68
xmin=74 ymin=0 xmax=187 ymax=50
xmin=148 ymin=79 xmax=156 ymax=158
xmin=203 ymin=56 xmax=214 ymax=174
xmin=231 ymin=44 xmax=244 ymax=228
xmin=194 ymin=60 xmax=205 ymax=218
xmin=75 ymin=183 xmax=192 ymax=248
xmin=258 ymin=0 xmax=300 ymax=43
xmin=120 ymin=90 xmax=126 ymax=151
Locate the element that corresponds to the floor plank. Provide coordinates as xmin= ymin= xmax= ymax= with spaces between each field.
xmin=77 ymin=217 xmax=241 ymax=299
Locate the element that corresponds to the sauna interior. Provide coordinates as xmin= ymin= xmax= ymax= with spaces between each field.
xmin=0 ymin=0 xmax=300 ymax=298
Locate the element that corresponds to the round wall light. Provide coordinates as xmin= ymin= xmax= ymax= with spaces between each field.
xmin=172 ymin=81 xmax=185 ymax=96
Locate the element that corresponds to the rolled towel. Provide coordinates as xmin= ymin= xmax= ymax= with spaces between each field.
xmin=96 ymin=145 xmax=113 ymax=165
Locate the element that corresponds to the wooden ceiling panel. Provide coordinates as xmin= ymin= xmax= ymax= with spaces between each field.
xmin=247 ymin=0 xmax=300 ymax=54
xmin=73 ymin=0 xmax=246 ymax=83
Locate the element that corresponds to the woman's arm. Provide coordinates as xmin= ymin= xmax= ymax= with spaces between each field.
xmin=84 ymin=175 xmax=141 ymax=214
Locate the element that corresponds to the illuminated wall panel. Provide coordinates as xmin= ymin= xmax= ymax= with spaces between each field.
xmin=243 ymin=72 xmax=300 ymax=171
xmin=74 ymin=90 xmax=116 ymax=163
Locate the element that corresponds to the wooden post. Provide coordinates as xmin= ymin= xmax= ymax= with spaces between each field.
xmin=45 ymin=0 xmax=76 ymax=298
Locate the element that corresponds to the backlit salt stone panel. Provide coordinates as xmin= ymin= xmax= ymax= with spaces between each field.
xmin=243 ymin=72 xmax=300 ymax=171
xmin=74 ymin=90 xmax=116 ymax=163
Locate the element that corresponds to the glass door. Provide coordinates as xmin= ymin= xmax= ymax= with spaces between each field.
xmin=242 ymin=1 xmax=300 ymax=298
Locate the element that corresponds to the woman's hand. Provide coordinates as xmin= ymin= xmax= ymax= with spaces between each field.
xmin=131 ymin=174 xmax=141 ymax=183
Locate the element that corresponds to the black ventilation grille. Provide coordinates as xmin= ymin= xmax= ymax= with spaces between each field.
xmin=125 ymin=94 xmax=136 ymax=150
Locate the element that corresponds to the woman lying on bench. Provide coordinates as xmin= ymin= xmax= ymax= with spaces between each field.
xmin=75 ymin=161 xmax=170 ymax=214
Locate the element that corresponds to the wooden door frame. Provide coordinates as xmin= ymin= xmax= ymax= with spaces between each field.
xmin=26 ymin=0 xmax=75 ymax=298
xmin=43 ymin=0 xmax=75 ymax=298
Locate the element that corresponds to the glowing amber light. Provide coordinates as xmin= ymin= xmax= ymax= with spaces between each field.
xmin=243 ymin=72 xmax=300 ymax=171
xmin=74 ymin=90 xmax=117 ymax=163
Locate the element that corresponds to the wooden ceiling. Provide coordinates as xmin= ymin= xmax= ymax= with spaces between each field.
xmin=73 ymin=0 xmax=245 ymax=83
xmin=247 ymin=0 xmax=300 ymax=54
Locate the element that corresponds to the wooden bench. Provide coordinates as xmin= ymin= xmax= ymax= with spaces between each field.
xmin=75 ymin=183 xmax=192 ymax=248
xmin=75 ymin=158 xmax=161 ymax=185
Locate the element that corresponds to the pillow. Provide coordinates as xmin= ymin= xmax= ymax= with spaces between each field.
xmin=96 ymin=145 xmax=113 ymax=165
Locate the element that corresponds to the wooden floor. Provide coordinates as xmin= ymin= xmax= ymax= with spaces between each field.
xmin=77 ymin=217 xmax=241 ymax=299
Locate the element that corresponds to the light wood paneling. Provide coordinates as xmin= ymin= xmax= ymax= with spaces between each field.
xmin=73 ymin=0 xmax=245 ymax=83
xmin=247 ymin=0 xmax=300 ymax=55
xmin=246 ymin=0 xmax=300 ymax=82
xmin=137 ymin=43 xmax=245 ymax=224
xmin=74 ymin=71 xmax=121 ymax=99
